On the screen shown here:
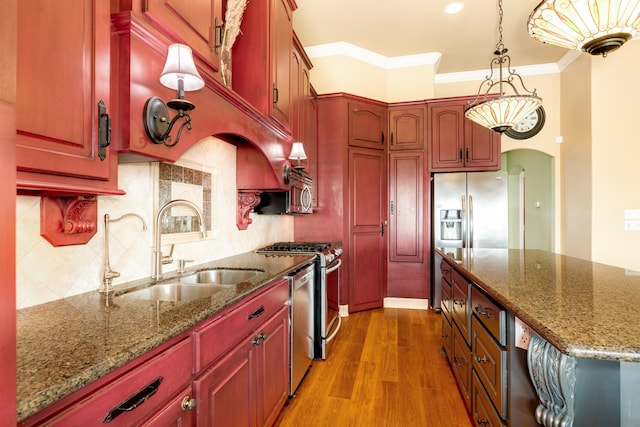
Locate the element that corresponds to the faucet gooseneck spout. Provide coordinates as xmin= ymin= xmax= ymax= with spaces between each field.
xmin=153 ymin=199 xmax=207 ymax=280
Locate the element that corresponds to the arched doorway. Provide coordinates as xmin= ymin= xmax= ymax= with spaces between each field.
xmin=504 ymin=149 xmax=554 ymax=251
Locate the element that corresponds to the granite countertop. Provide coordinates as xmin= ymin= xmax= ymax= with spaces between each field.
xmin=16 ymin=251 xmax=314 ymax=423
xmin=437 ymin=248 xmax=640 ymax=363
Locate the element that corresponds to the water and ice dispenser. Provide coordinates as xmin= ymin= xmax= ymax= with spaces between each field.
xmin=440 ymin=209 xmax=462 ymax=241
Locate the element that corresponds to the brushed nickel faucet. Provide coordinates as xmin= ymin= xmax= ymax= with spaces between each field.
xmin=102 ymin=212 xmax=148 ymax=293
xmin=153 ymin=199 xmax=207 ymax=280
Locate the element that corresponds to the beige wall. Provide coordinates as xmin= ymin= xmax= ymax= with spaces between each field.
xmin=590 ymin=42 xmax=640 ymax=271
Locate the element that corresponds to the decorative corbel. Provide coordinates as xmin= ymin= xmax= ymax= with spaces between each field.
xmin=236 ymin=191 xmax=261 ymax=230
xmin=40 ymin=196 xmax=98 ymax=246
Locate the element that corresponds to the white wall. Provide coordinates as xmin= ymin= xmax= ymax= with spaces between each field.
xmin=16 ymin=137 xmax=294 ymax=308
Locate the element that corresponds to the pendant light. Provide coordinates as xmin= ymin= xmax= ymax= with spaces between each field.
xmin=465 ymin=0 xmax=543 ymax=133
xmin=528 ymin=0 xmax=640 ymax=57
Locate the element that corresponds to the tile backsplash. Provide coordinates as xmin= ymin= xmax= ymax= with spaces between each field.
xmin=16 ymin=137 xmax=293 ymax=309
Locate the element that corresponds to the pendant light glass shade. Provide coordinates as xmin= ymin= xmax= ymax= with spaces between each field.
xmin=528 ymin=0 xmax=640 ymax=56
xmin=465 ymin=95 xmax=542 ymax=133
xmin=465 ymin=0 xmax=543 ymax=133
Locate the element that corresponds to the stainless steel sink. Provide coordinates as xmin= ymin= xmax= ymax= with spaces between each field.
xmin=119 ymin=283 xmax=234 ymax=302
xmin=180 ymin=268 xmax=264 ymax=284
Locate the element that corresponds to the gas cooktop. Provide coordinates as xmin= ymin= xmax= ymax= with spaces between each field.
xmin=256 ymin=242 xmax=332 ymax=253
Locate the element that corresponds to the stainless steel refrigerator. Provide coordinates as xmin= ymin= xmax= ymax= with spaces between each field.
xmin=432 ymin=171 xmax=509 ymax=310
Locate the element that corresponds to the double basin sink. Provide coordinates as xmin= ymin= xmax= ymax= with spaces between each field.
xmin=118 ymin=268 xmax=265 ymax=302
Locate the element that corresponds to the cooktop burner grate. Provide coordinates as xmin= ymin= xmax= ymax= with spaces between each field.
xmin=256 ymin=242 xmax=332 ymax=253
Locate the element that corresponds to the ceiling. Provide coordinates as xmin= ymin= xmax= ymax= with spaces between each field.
xmin=292 ymin=0 xmax=571 ymax=74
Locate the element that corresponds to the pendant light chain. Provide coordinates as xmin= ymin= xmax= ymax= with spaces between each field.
xmin=496 ymin=0 xmax=504 ymax=52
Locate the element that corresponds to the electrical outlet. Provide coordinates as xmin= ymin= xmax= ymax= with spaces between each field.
xmin=515 ymin=317 xmax=531 ymax=350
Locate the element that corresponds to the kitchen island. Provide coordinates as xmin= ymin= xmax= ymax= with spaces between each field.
xmin=16 ymin=251 xmax=314 ymax=423
xmin=437 ymin=247 xmax=640 ymax=427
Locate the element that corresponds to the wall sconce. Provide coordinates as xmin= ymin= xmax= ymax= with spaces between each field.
xmin=288 ymin=142 xmax=307 ymax=169
xmin=143 ymin=44 xmax=205 ymax=147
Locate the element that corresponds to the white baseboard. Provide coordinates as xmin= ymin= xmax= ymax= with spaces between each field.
xmin=383 ymin=297 xmax=430 ymax=310
xmin=338 ymin=304 xmax=349 ymax=317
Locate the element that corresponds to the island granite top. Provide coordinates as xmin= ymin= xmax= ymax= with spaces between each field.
xmin=16 ymin=251 xmax=314 ymax=423
xmin=437 ymin=248 xmax=640 ymax=363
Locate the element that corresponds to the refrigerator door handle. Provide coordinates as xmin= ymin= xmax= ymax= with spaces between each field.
xmin=469 ymin=195 xmax=474 ymax=248
xmin=461 ymin=195 xmax=467 ymax=248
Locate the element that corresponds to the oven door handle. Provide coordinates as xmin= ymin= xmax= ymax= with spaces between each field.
xmin=325 ymin=315 xmax=342 ymax=344
xmin=325 ymin=258 xmax=342 ymax=274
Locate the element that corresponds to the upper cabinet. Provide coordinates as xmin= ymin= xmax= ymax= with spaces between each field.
xmin=428 ymin=97 xmax=501 ymax=172
xmin=143 ymin=0 xmax=224 ymax=79
xmin=233 ymin=0 xmax=295 ymax=132
xmin=16 ymin=0 xmax=120 ymax=195
xmin=349 ymin=100 xmax=388 ymax=150
xmin=389 ymin=105 xmax=426 ymax=151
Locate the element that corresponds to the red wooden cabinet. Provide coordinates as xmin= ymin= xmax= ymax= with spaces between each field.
xmin=389 ymin=105 xmax=426 ymax=151
xmin=349 ymin=147 xmax=386 ymax=312
xmin=428 ymin=97 xmax=501 ymax=172
xmin=233 ymin=0 xmax=295 ymax=131
xmin=194 ymin=307 xmax=289 ymax=427
xmin=16 ymin=0 xmax=119 ymax=195
xmin=143 ymin=0 xmax=224 ymax=78
xmin=140 ymin=386 xmax=195 ymax=427
xmin=349 ymin=101 xmax=387 ymax=149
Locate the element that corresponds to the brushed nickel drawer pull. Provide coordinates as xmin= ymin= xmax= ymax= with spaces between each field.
xmin=474 ymin=305 xmax=493 ymax=318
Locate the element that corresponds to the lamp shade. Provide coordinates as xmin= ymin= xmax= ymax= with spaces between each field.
xmin=288 ymin=142 xmax=308 ymax=160
xmin=528 ymin=0 xmax=640 ymax=56
xmin=465 ymin=95 xmax=543 ymax=133
xmin=159 ymin=44 xmax=205 ymax=91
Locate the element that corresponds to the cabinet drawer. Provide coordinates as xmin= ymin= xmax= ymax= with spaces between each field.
xmin=193 ymin=278 xmax=289 ymax=372
xmin=46 ymin=338 xmax=193 ymax=426
xmin=441 ymin=317 xmax=453 ymax=364
xmin=472 ymin=372 xmax=506 ymax=427
xmin=441 ymin=277 xmax=452 ymax=322
xmin=452 ymin=269 xmax=470 ymax=345
xmin=452 ymin=325 xmax=471 ymax=410
xmin=472 ymin=285 xmax=506 ymax=345
xmin=471 ymin=316 xmax=507 ymax=419
xmin=440 ymin=258 xmax=452 ymax=284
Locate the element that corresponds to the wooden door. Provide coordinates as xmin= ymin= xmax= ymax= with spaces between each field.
xmin=270 ymin=0 xmax=293 ymax=129
xmin=465 ymin=120 xmax=501 ymax=171
xmin=255 ymin=307 xmax=289 ymax=427
xmin=389 ymin=106 xmax=425 ymax=151
xmin=194 ymin=339 xmax=254 ymax=427
xmin=429 ymin=102 xmax=465 ymax=171
xmin=349 ymin=148 xmax=386 ymax=312
xmin=16 ymin=0 xmax=113 ymax=186
xmin=143 ymin=0 xmax=223 ymax=74
xmin=140 ymin=387 xmax=194 ymax=426
xmin=348 ymin=101 xmax=387 ymax=149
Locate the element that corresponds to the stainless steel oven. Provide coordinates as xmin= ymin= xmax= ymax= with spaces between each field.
xmin=256 ymin=242 xmax=343 ymax=360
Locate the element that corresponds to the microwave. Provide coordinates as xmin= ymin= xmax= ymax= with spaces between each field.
xmin=254 ymin=169 xmax=313 ymax=215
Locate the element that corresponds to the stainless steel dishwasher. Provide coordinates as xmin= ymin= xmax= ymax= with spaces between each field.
xmin=289 ymin=262 xmax=315 ymax=396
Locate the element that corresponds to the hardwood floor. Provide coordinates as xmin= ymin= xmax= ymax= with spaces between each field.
xmin=274 ymin=308 xmax=474 ymax=427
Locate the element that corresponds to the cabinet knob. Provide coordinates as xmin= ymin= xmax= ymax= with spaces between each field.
xmin=181 ymin=396 xmax=196 ymax=411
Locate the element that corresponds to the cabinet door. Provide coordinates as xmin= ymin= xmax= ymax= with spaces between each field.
xmin=452 ymin=325 xmax=472 ymax=411
xmin=270 ymin=0 xmax=293 ymax=129
xmin=429 ymin=102 xmax=465 ymax=171
xmin=16 ymin=0 xmax=113 ymax=190
xmin=389 ymin=107 xmax=425 ymax=151
xmin=389 ymin=152 xmax=424 ymax=263
xmin=349 ymin=148 xmax=386 ymax=312
xmin=465 ymin=120 xmax=501 ymax=171
xmin=194 ymin=338 xmax=254 ymax=427
xmin=140 ymin=387 xmax=195 ymax=427
xmin=349 ymin=102 xmax=387 ymax=149
xmin=144 ymin=0 xmax=223 ymax=75
xmin=256 ymin=306 xmax=289 ymax=427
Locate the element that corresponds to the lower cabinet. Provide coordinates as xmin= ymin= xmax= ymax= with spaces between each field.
xmin=140 ymin=386 xmax=195 ymax=426
xmin=439 ymin=255 xmax=538 ymax=427
xmin=193 ymin=305 xmax=289 ymax=427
